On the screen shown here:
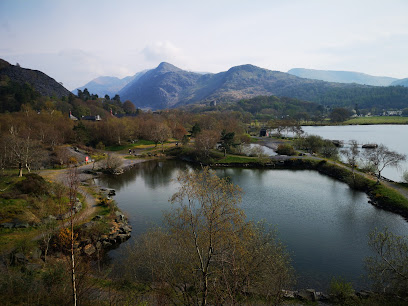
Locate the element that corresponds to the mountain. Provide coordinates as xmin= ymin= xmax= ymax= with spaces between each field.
xmin=73 ymin=70 xmax=147 ymax=97
xmin=113 ymin=62 xmax=408 ymax=111
xmin=287 ymin=68 xmax=398 ymax=86
xmin=119 ymin=62 xmax=202 ymax=109
xmin=0 ymin=59 xmax=71 ymax=98
xmin=391 ymin=78 xmax=408 ymax=87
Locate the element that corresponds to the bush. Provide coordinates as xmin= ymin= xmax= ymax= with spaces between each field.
xmin=14 ymin=174 xmax=49 ymax=196
xmin=276 ymin=144 xmax=296 ymax=156
xmin=329 ymin=277 xmax=356 ymax=304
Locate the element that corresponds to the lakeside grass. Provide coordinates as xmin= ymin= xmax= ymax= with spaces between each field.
xmin=217 ymin=155 xmax=259 ymax=163
xmin=344 ymin=116 xmax=408 ymax=125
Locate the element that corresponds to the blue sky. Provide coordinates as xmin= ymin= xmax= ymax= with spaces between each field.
xmin=1 ymin=0 xmax=408 ymax=90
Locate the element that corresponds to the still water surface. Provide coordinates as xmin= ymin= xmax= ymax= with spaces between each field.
xmin=97 ymin=159 xmax=408 ymax=290
xmin=303 ymin=125 xmax=408 ymax=181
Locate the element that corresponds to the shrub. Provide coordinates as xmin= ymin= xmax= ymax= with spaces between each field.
xmin=276 ymin=144 xmax=296 ymax=156
xmin=14 ymin=174 xmax=49 ymax=196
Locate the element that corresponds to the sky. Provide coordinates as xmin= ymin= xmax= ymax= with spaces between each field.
xmin=1 ymin=0 xmax=408 ymax=90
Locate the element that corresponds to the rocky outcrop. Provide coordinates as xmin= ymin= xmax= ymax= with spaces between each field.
xmin=0 ymin=59 xmax=71 ymax=98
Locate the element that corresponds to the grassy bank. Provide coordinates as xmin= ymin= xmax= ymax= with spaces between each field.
xmin=344 ymin=116 xmax=408 ymax=125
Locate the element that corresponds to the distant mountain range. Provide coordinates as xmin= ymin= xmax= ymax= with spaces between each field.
xmin=0 ymin=59 xmax=71 ymax=98
xmin=113 ymin=62 xmax=408 ymax=110
xmin=287 ymin=68 xmax=400 ymax=86
xmin=391 ymin=78 xmax=408 ymax=87
xmin=73 ymin=70 xmax=147 ymax=97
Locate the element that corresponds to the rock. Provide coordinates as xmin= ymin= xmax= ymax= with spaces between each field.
xmin=92 ymin=215 xmax=103 ymax=221
xmin=82 ymin=222 xmax=94 ymax=229
xmin=102 ymin=241 xmax=112 ymax=248
xmin=282 ymin=290 xmax=295 ymax=298
xmin=12 ymin=252 xmax=28 ymax=265
xmin=108 ymin=189 xmax=116 ymax=196
xmin=117 ymin=234 xmax=129 ymax=243
xmin=0 ymin=222 xmax=14 ymax=229
xmin=357 ymin=290 xmax=373 ymax=299
xmin=31 ymin=247 xmax=42 ymax=260
xmin=26 ymin=263 xmax=42 ymax=272
xmin=295 ymin=289 xmax=317 ymax=302
xmin=83 ymin=244 xmax=96 ymax=256
xmin=14 ymin=222 xmax=29 ymax=228
xmin=44 ymin=215 xmax=57 ymax=222
xmin=119 ymin=225 xmax=132 ymax=234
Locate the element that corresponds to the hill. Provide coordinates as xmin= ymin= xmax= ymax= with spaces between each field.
xmin=118 ymin=63 xmax=408 ymax=111
xmin=287 ymin=68 xmax=398 ymax=86
xmin=119 ymin=62 xmax=202 ymax=109
xmin=0 ymin=59 xmax=71 ymax=98
xmin=73 ymin=70 xmax=147 ymax=97
xmin=391 ymin=78 xmax=408 ymax=87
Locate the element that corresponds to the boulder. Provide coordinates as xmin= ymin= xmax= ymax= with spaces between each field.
xmin=0 ymin=223 xmax=14 ymax=229
xmin=102 ymin=241 xmax=112 ymax=248
xmin=83 ymin=244 xmax=96 ymax=256
xmin=12 ymin=252 xmax=28 ymax=265
xmin=295 ymin=289 xmax=317 ymax=302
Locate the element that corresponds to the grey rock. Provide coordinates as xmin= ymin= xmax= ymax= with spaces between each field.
xmin=12 ymin=252 xmax=28 ymax=265
xmin=0 ymin=223 xmax=14 ymax=229
xmin=31 ymin=247 xmax=42 ymax=260
xmin=102 ymin=241 xmax=112 ymax=248
xmin=295 ymin=289 xmax=317 ymax=302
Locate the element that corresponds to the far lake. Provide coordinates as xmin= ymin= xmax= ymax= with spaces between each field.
xmin=97 ymin=159 xmax=408 ymax=291
xmin=302 ymin=124 xmax=408 ymax=182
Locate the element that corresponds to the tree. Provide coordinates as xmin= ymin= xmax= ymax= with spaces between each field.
xmin=403 ymin=171 xmax=408 ymax=183
xmin=66 ymin=165 xmax=79 ymax=306
xmin=194 ymin=130 xmax=219 ymax=158
xmin=190 ymin=123 xmax=201 ymax=137
xmin=123 ymin=100 xmax=136 ymax=114
xmin=364 ymin=144 xmax=406 ymax=183
xmin=365 ymin=228 xmax=408 ymax=297
xmin=341 ymin=140 xmax=360 ymax=185
xmin=120 ymin=168 xmax=293 ymax=305
xmin=330 ymin=107 xmax=351 ymax=122
xmin=3 ymin=126 xmax=45 ymax=176
xmin=219 ymin=130 xmax=235 ymax=157
xmin=151 ymin=122 xmax=172 ymax=152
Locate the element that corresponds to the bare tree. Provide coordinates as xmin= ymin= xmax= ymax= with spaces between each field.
xmin=66 ymin=166 xmax=79 ymax=306
xmin=365 ymin=228 xmax=408 ymax=297
xmin=194 ymin=130 xmax=219 ymax=158
xmin=341 ymin=140 xmax=360 ymax=185
xmin=121 ymin=168 xmax=294 ymax=305
xmin=364 ymin=144 xmax=406 ymax=183
xmin=4 ymin=126 xmax=45 ymax=176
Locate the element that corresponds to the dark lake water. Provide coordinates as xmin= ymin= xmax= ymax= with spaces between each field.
xmin=302 ymin=125 xmax=408 ymax=182
xmin=97 ymin=159 xmax=408 ymax=291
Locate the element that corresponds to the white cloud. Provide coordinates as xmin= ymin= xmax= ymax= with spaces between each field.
xmin=141 ymin=41 xmax=182 ymax=63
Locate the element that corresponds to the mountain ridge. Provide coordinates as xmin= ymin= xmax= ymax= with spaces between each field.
xmin=288 ymin=68 xmax=399 ymax=86
xmin=0 ymin=59 xmax=71 ymax=98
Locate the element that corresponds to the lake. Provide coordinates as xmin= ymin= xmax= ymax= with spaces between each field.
xmin=302 ymin=125 xmax=408 ymax=182
xmin=97 ymin=159 xmax=408 ymax=291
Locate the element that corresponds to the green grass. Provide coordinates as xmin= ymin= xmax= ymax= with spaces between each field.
xmin=106 ymin=140 xmax=157 ymax=151
xmin=344 ymin=116 xmax=408 ymax=125
xmin=372 ymin=183 xmax=408 ymax=211
xmin=217 ymin=155 xmax=258 ymax=163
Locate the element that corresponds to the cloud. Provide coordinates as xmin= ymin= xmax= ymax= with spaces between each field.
xmin=141 ymin=41 xmax=182 ymax=63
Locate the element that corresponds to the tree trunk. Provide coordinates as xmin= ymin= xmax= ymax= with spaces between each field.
xmin=18 ymin=162 xmax=23 ymax=177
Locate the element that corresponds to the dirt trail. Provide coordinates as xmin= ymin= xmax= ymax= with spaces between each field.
xmin=38 ymin=155 xmax=147 ymax=226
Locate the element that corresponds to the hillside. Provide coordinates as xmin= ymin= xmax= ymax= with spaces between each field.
xmin=73 ymin=70 xmax=147 ymax=97
xmin=287 ymin=68 xmax=398 ymax=86
xmin=0 ymin=59 xmax=71 ymax=98
xmin=119 ymin=62 xmax=202 ymax=109
xmin=117 ymin=63 xmax=408 ymax=110
xmin=391 ymin=78 xmax=408 ymax=87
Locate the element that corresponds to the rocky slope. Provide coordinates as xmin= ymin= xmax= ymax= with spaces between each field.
xmin=0 ymin=59 xmax=71 ymax=98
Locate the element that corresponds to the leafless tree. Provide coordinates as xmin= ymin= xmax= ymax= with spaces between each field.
xmin=66 ymin=166 xmax=80 ymax=306
xmin=341 ymin=140 xmax=360 ymax=184
xmin=364 ymin=144 xmax=406 ymax=183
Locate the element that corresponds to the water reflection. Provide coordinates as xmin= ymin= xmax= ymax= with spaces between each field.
xmin=98 ymin=160 xmax=408 ymax=291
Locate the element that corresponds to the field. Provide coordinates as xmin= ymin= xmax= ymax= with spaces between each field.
xmin=344 ymin=116 xmax=408 ymax=125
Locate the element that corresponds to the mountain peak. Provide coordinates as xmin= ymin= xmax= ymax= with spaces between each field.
xmin=156 ymin=62 xmax=182 ymax=72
